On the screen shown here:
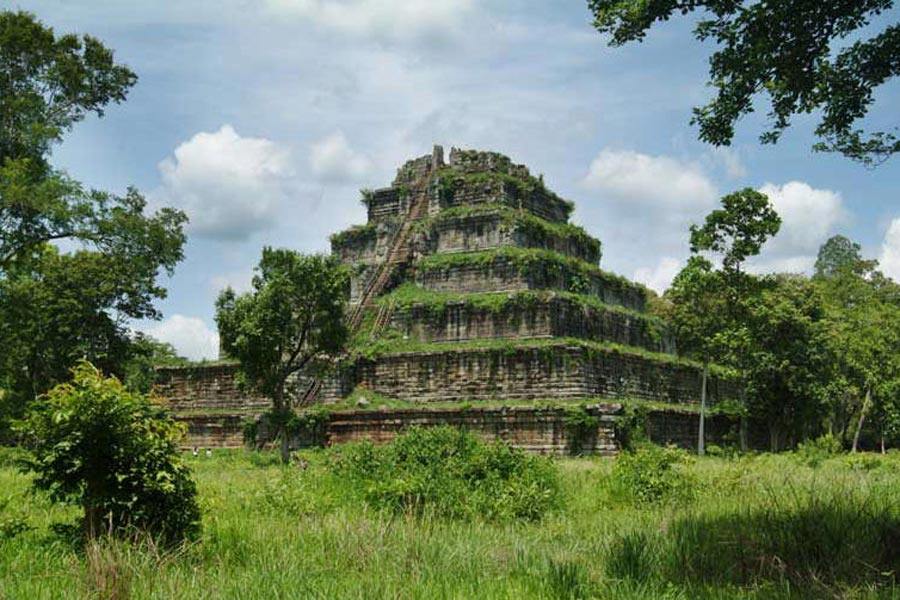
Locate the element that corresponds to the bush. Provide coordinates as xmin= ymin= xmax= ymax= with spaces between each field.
xmin=611 ymin=444 xmax=694 ymax=505
xmin=795 ymin=433 xmax=843 ymax=468
xmin=331 ymin=426 xmax=561 ymax=521
xmin=16 ymin=361 xmax=200 ymax=542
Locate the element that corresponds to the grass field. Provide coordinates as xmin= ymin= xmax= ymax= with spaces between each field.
xmin=2 ymin=444 xmax=900 ymax=599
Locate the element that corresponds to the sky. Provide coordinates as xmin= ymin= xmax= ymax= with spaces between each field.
xmin=12 ymin=0 xmax=900 ymax=360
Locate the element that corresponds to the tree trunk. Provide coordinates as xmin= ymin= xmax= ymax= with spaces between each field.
xmin=852 ymin=386 xmax=871 ymax=453
xmin=280 ymin=428 xmax=290 ymax=464
xmin=698 ymin=361 xmax=708 ymax=456
xmin=273 ymin=390 xmax=291 ymax=464
xmin=739 ymin=384 xmax=748 ymax=453
xmin=84 ymin=504 xmax=102 ymax=539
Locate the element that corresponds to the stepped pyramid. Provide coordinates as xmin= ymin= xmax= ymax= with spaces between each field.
xmin=324 ymin=147 xmax=736 ymax=406
xmin=156 ymin=146 xmax=743 ymax=454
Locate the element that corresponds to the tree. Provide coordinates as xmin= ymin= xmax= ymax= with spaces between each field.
xmin=743 ymin=274 xmax=830 ymax=449
xmin=690 ymin=189 xmax=782 ymax=280
xmin=0 ymin=10 xmax=136 ymax=174
xmin=16 ymin=361 xmax=200 ymax=541
xmin=688 ymin=188 xmax=781 ymax=449
xmin=662 ymin=256 xmax=729 ymax=454
xmin=0 ymin=12 xmax=182 ymax=275
xmin=814 ymin=235 xmax=877 ymax=278
xmin=588 ymin=1 xmax=900 ymax=165
xmin=0 ymin=206 xmax=185 ymax=435
xmin=215 ymin=249 xmax=349 ymax=463
xmin=0 ymin=11 xmax=187 ymax=429
xmin=813 ymin=237 xmax=900 ymax=450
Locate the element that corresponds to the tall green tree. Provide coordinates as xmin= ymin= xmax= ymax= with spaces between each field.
xmin=688 ymin=188 xmax=781 ymax=449
xmin=588 ymin=0 xmax=900 ymax=165
xmin=0 ymin=10 xmax=136 ymax=171
xmin=814 ymin=245 xmax=900 ymax=451
xmin=0 ymin=11 xmax=186 ymax=430
xmin=661 ymin=256 xmax=729 ymax=454
xmin=814 ymin=235 xmax=876 ymax=278
xmin=744 ymin=274 xmax=830 ymax=449
xmin=216 ymin=249 xmax=349 ymax=463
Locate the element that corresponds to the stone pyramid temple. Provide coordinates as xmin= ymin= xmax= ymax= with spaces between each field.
xmin=156 ymin=146 xmax=743 ymax=454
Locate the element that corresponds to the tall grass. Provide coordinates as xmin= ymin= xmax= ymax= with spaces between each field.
xmin=1 ymin=446 xmax=900 ymax=598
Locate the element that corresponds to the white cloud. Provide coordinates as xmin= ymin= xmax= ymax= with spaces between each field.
xmin=634 ymin=257 xmax=682 ymax=294
xmin=712 ymin=147 xmax=747 ymax=179
xmin=155 ymin=125 xmax=293 ymax=240
xmin=582 ymin=149 xmax=718 ymax=209
xmin=265 ymin=0 xmax=474 ymax=42
xmin=309 ymin=131 xmax=372 ymax=182
xmin=577 ymin=149 xmax=718 ymax=295
xmin=142 ymin=315 xmax=220 ymax=362
xmin=880 ymin=218 xmax=900 ymax=282
xmin=750 ymin=181 xmax=845 ymax=274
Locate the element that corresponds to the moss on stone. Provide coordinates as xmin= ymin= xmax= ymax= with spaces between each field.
xmin=415 ymin=247 xmax=646 ymax=302
xmin=330 ymin=223 xmax=377 ymax=248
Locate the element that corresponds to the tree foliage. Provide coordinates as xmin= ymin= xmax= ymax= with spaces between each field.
xmin=16 ymin=362 xmax=200 ymax=541
xmin=814 ymin=235 xmax=876 ymax=278
xmin=690 ymin=188 xmax=781 ymax=279
xmin=0 ymin=10 xmax=136 ymax=172
xmin=216 ymin=249 xmax=349 ymax=463
xmin=588 ymin=0 xmax=900 ymax=165
xmin=744 ymin=275 xmax=830 ymax=448
xmin=0 ymin=11 xmax=186 ymax=429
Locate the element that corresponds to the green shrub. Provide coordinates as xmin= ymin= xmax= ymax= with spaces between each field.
xmin=330 ymin=426 xmax=560 ymax=521
xmin=611 ymin=444 xmax=694 ymax=505
xmin=15 ymin=361 xmax=200 ymax=542
xmin=795 ymin=433 xmax=843 ymax=468
xmin=844 ymin=452 xmax=883 ymax=471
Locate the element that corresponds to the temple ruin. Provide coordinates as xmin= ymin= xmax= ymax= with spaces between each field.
xmin=155 ymin=146 xmax=748 ymax=453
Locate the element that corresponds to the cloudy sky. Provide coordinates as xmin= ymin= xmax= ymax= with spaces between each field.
xmin=15 ymin=0 xmax=900 ymax=360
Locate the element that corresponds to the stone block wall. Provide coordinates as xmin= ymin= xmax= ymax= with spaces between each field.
xmin=427 ymin=211 xmax=600 ymax=264
xmin=414 ymin=258 xmax=647 ymax=312
xmin=176 ymin=404 xmax=619 ymax=455
xmin=365 ymin=188 xmax=407 ymax=222
xmin=389 ymin=295 xmax=673 ymax=353
xmin=154 ymin=364 xmax=269 ymax=413
xmin=339 ymin=345 xmax=738 ymax=405
xmin=326 ymin=404 xmax=620 ymax=455
xmin=174 ymin=404 xmax=767 ymax=454
xmin=176 ymin=413 xmax=246 ymax=448
xmin=434 ymin=177 xmax=570 ymax=225
xmin=331 ymin=220 xmax=399 ymax=265
xmin=447 ymin=147 xmax=532 ymax=181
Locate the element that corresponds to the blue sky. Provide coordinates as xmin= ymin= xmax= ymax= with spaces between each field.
xmin=13 ymin=0 xmax=900 ymax=360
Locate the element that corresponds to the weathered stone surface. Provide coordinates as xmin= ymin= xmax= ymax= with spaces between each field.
xmin=422 ymin=210 xmax=600 ymax=264
xmin=176 ymin=404 xmax=619 ymax=455
xmin=176 ymin=413 xmax=248 ymax=448
xmin=388 ymin=295 xmax=673 ymax=353
xmin=326 ymin=404 xmax=620 ymax=455
xmin=331 ymin=345 xmax=738 ymax=406
xmin=414 ymin=257 xmax=647 ymax=312
xmin=174 ymin=405 xmax=767 ymax=454
xmin=154 ymin=363 xmax=269 ymax=413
